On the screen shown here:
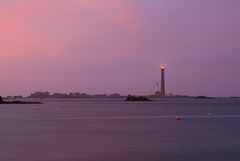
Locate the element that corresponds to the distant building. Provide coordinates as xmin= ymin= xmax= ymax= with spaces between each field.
xmin=155 ymin=83 xmax=161 ymax=95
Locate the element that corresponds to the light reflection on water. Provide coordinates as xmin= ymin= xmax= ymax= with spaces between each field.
xmin=0 ymin=98 xmax=240 ymax=161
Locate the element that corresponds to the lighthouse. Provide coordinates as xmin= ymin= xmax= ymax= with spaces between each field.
xmin=160 ymin=64 xmax=166 ymax=96
xmin=155 ymin=64 xmax=166 ymax=96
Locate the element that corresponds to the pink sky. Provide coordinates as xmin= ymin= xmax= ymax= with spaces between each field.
xmin=0 ymin=0 xmax=240 ymax=97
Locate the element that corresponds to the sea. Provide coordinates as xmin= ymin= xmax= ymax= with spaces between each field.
xmin=0 ymin=98 xmax=239 ymax=161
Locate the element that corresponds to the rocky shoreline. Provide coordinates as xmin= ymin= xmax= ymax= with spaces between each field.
xmin=0 ymin=97 xmax=41 ymax=104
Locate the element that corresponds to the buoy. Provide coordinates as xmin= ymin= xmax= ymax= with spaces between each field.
xmin=207 ymin=112 xmax=212 ymax=116
xmin=176 ymin=115 xmax=181 ymax=120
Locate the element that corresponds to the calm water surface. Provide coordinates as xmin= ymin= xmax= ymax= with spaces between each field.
xmin=0 ymin=98 xmax=240 ymax=161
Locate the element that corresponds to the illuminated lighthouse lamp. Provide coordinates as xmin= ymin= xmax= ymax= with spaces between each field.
xmin=160 ymin=64 xmax=165 ymax=69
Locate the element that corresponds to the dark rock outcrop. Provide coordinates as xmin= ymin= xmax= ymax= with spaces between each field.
xmin=195 ymin=96 xmax=213 ymax=99
xmin=0 ymin=96 xmax=41 ymax=104
xmin=125 ymin=95 xmax=151 ymax=101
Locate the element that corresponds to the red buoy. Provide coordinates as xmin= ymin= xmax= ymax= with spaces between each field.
xmin=176 ymin=115 xmax=181 ymax=120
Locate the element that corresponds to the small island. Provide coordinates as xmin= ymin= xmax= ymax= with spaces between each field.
xmin=0 ymin=97 xmax=41 ymax=104
xmin=126 ymin=95 xmax=152 ymax=102
xmin=195 ymin=96 xmax=214 ymax=99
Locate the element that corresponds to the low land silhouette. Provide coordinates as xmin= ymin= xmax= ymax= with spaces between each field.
xmin=0 ymin=96 xmax=41 ymax=104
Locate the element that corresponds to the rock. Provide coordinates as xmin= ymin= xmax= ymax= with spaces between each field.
xmin=0 ymin=96 xmax=41 ymax=104
xmin=126 ymin=95 xmax=151 ymax=101
xmin=0 ymin=96 xmax=3 ymax=102
xmin=195 ymin=96 xmax=213 ymax=99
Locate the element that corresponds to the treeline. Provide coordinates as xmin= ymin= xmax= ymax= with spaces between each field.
xmin=28 ymin=91 xmax=123 ymax=98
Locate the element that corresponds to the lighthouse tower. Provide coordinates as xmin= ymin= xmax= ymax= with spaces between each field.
xmin=160 ymin=64 xmax=166 ymax=96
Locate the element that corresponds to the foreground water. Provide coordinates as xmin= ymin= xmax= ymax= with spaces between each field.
xmin=0 ymin=98 xmax=240 ymax=161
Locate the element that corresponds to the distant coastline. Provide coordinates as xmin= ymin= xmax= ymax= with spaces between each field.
xmin=3 ymin=91 xmax=239 ymax=100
